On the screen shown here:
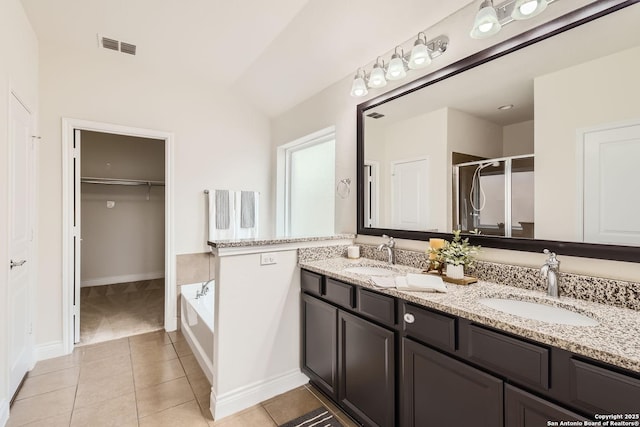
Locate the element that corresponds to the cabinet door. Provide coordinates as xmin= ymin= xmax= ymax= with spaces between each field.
xmin=505 ymin=385 xmax=587 ymax=426
xmin=402 ymin=338 xmax=503 ymax=427
xmin=339 ymin=311 xmax=395 ymax=427
xmin=302 ymin=294 xmax=338 ymax=398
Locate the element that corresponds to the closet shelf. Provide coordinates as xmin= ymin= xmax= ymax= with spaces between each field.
xmin=80 ymin=177 xmax=165 ymax=187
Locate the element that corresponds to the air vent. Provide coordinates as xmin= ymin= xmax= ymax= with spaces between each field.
xmin=367 ymin=112 xmax=385 ymax=119
xmin=101 ymin=37 xmax=119 ymax=51
xmin=98 ymin=34 xmax=137 ymax=56
xmin=120 ymin=42 xmax=136 ymax=55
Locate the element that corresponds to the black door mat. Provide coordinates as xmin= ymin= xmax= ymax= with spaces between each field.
xmin=279 ymin=407 xmax=344 ymax=427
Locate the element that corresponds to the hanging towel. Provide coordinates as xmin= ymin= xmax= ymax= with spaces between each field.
xmin=240 ymin=191 xmax=256 ymax=228
xmin=209 ymin=190 xmax=235 ymax=241
xmin=235 ymin=191 xmax=259 ymax=239
xmin=215 ymin=190 xmax=231 ymax=229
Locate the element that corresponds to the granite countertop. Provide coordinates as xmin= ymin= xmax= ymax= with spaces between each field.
xmin=208 ymin=234 xmax=354 ymax=248
xmin=299 ymin=257 xmax=640 ymax=374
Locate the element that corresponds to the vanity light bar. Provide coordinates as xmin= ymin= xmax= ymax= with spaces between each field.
xmin=470 ymin=0 xmax=557 ymax=39
xmin=350 ymin=34 xmax=449 ymax=97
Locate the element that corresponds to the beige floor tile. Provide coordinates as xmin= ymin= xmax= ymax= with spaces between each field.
xmin=262 ymin=386 xmax=323 ymax=425
xmin=9 ymin=411 xmax=72 ymax=427
xmin=187 ymin=375 xmax=212 ymax=404
xmin=133 ymin=358 xmax=186 ymax=390
xmin=129 ymin=330 xmax=171 ymax=347
xmin=335 ymin=412 xmax=361 ymax=427
xmin=6 ymin=386 xmax=76 ymax=426
xmin=28 ymin=351 xmax=82 ymax=377
xmin=179 ymin=354 xmax=205 ymax=379
xmin=16 ymin=366 xmax=80 ymax=400
xmin=74 ymin=370 xmax=135 ymax=409
xmin=172 ymin=339 xmax=193 ymax=357
xmin=135 ymin=377 xmax=195 ymax=418
xmin=139 ymin=400 xmax=208 ymax=427
xmin=79 ymin=353 xmax=132 ymax=383
xmin=168 ymin=329 xmax=186 ymax=343
xmin=70 ymin=392 xmax=138 ymax=427
xmin=131 ymin=342 xmax=178 ymax=366
xmin=80 ymin=338 xmax=130 ymax=363
xmin=211 ymin=405 xmax=277 ymax=427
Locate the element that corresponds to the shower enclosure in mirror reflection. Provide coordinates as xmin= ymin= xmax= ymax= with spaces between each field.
xmin=454 ymin=156 xmax=534 ymax=238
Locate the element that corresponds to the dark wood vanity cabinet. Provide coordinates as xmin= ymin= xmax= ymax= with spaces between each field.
xmin=300 ymin=270 xmax=640 ymax=427
xmin=301 ymin=271 xmax=396 ymax=426
xmin=402 ymin=338 xmax=503 ymax=427
xmin=301 ymin=293 xmax=338 ymax=399
xmin=339 ymin=311 xmax=395 ymax=427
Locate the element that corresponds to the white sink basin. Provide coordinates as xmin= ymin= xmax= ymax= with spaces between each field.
xmin=478 ymin=298 xmax=599 ymax=326
xmin=344 ymin=266 xmax=395 ymax=277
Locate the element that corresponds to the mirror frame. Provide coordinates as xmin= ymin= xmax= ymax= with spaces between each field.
xmin=357 ymin=0 xmax=640 ymax=263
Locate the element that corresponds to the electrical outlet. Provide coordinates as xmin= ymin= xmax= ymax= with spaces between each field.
xmin=260 ymin=253 xmax=277 ymax=265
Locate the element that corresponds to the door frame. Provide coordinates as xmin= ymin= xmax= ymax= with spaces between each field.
xmin=61 ymin=118 xmax=175 ymax=354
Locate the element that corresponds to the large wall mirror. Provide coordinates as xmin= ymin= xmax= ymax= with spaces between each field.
xmin=357 ymin=1 xmax=640 ymax=262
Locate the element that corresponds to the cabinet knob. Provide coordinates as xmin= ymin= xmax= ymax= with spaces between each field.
xmin=404 ymin=313 xmax=415 ymax=324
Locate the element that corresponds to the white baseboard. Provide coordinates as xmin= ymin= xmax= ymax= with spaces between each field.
xmin=0 ymin=398 xmax=9 ymax=427
xmin=81 ymin=271 xmax=164 ymax=287
xmin=211 ymin=370 xmax=309 ymax=420
xmin=35 ymin=340 xmax=67 ymax=361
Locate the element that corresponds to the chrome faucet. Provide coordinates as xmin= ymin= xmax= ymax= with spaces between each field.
xmin=541 ymin=249 xmax=560 ymax=298
xmin=377 ymin=235 xmax=396 ymax=265
xmin=196 ymin=279 xmax=213 ymax=299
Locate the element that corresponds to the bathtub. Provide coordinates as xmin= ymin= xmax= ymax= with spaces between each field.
xmin=181 ymin=282 xmax=214 ymax=384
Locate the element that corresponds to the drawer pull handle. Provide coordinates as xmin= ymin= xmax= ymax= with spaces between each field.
xmin=404 ymin=313 xmax=415 ymax=324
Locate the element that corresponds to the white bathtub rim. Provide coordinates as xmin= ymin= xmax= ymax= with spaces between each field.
xmin=180 ymin=315 xmax=214 ymax=385
xmin=182 ymin=282 xmax=214 ymax=332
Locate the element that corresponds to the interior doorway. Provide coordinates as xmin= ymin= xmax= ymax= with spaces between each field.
xmin=62 ymin=119 xmax=175 ymax=354
xmin=77 ymin=131 xmax=166 ymax=345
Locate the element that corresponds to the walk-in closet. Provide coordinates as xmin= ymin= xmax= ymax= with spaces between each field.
xmin=79 ymin=130 xmax=165 ymax=345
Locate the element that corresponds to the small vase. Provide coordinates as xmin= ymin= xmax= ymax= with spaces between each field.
xmin=446 ymin=264 xmax=464 ymax=279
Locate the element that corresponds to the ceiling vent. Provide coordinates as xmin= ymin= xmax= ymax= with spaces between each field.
xmin=101 ymin=37 xmax=119 ymax=51
xmin=120 ymin=42 xmax=136 ymax=56
xmin=98 ymin=34 xmax=137 ymax=56
xmin=366 ymin=112 xmax=385 ymax=119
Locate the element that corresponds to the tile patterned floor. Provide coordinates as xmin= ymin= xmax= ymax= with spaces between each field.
xmin=8 ymin=331 xmax=359 ymax=427
xmin=79 ymin=280 xmax=165 ymax=345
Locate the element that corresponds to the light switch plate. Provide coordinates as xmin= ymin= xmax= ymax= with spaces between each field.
xmin=260 ymin=253 xmax=277 ymax=265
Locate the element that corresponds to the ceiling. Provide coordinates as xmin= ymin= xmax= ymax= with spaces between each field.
xmin=20 ymin=0 xmax=475 ymax=117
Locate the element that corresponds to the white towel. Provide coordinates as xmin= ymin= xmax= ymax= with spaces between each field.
xmin=209 ymin=190 xmax=235 ymax=241
xmin=235 ymin=191 xmax=259 ymax=239
xmin=370 ymin=274 xmax=448 ymax=293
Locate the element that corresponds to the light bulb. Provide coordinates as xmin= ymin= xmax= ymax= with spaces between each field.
xmin=368 ymin=63 xmax=387 ymax=88
xmin=386 ymin=54 xmax=406 ymax=81
xmin=408 ymin=41 xmax=431 ymax=70
xmin=350 ymin=74 xmax=368 ymax=97
xmin=470 ymin=1 xmax=502 ymax=39
xmin=511 ymin=0 xmax=547 ymax=20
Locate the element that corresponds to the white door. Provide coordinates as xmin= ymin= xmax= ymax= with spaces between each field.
xmin=8 ymin=94 xmax=34 ymax=398
xmin=73 ymin=130 xmax=81 ymax=343
xmin=583 ymin=122 xmax=640 ymax=245
xmin=391 ymin=158 xmax=429 ymax=231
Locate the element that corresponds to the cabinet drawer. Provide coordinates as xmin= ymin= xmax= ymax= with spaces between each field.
xmin=358 ymin=288 xmax=395 ymax=326
xmin=505 ymin=384 xmax=586 ymax=426
xmin=467 ymin=325 xmax=549 ymax=390
xmin=325 ymin=278 xmax=355 ymax=309
xmin=301 ymin=270 xmax=323 ymax=296
xmin=568 ymin=358 xmax=640 ymax=414
xmin=403 ymin=303 xmax=456 ymax=352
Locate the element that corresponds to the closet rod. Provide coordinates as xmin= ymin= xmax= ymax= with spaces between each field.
xmin=80 ymin=177 xmax=165 ymax=187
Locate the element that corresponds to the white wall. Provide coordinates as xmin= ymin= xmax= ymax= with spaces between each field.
xmin=0 ymin=0 xmax=39 ymax=419
xmin=36 ymin=44 xmax=273 ymax=349
xmin=80 ymin=132 xmax=165 ymax=286
xmin=535 ymin=45 xmax=640 ymax=242
xmin=503 ymin=120 xmax=534 ymax=156
xmin=271 ymin=0 xmax=640 ymax=282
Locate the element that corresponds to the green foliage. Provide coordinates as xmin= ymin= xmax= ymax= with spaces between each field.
xmin=427 ymin=230 xmax=480 ymax=268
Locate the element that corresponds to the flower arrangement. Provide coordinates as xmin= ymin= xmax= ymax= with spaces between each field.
xmin=427 ymin=230 xmax=480 ymax=275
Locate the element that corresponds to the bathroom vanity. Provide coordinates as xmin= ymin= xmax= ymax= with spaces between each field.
xmin=299 ymin=258 xmax=640 ymax=427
